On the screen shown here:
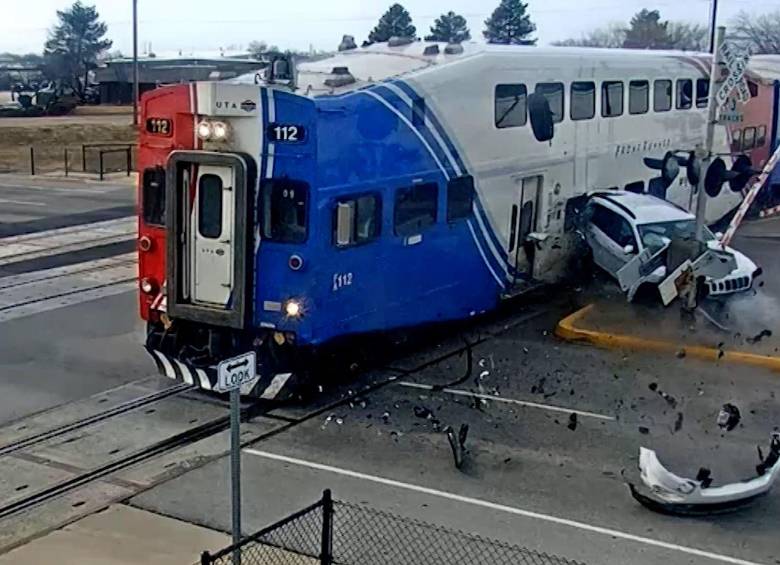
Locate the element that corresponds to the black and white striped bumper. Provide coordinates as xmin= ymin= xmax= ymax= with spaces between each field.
xmin=146 ymin=348 xmax=294 ymax=400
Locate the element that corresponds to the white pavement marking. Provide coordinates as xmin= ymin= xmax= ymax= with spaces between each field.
xmin=0 ymin=216 xmax=135 ymax=266
xmin=0 ymin=198 xmax=46 ymax=207
xmin=244 ymin=449 xmax=767 ymax=565
xmin=398 ymin=381 xmax=615 ymax=421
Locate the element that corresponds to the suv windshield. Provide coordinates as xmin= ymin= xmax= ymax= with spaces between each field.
xmin=638 ymin=219 xmax=714 ymax=250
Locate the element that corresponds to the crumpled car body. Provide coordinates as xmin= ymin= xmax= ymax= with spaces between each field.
xmin=628 ymin=434 xmax=780 ymax=515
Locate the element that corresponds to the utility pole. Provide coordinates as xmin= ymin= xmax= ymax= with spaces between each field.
xmin=132 ymin=0 xmax=140 ymax=126
xmin=695 ymin=26 xmax=725 ymax=240
xmin=708 ymin=0 xmax=719 ymax=54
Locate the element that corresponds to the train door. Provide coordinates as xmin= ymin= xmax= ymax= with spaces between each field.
xmin=189 ymin=165 xmax=235 ymax=305
xmin=507 ymin=175 xmax=541 ymax=283
xmin=166 ymin=152 xmax=254 ymax=330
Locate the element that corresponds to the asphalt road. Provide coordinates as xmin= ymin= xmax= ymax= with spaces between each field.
xmin=0 ymin=176 xmax=150 ymax=425
xmin=0 ymin=175 xmax=134 ymax=237
xmin=0 ymin=174 xmax=777 ymax=565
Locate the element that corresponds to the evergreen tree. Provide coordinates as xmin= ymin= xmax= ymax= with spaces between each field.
xmin=43 ymin=1 xmax=112 ymax=95
xmin=622 ymin=9 xmax=672 ymax=50
xmin=368 ymin=4 xmax=417 ymax=44
xmin=483 ymin=0 xmax=536 ymax=45
xmin=425 ymin=11 xmax=471 ymax=43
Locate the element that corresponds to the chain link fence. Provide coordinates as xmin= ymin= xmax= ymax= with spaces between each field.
xmin=201 ymin=490 xmax=585 ymax=565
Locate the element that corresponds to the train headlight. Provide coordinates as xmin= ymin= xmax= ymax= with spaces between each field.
xmin=196 ymin=120 xmax=231 ymax=142
xmin=284 ymin=300 xmax=302 ymax=318
xmin=212 ymin=121 xmax=229 ymax=140
xmin=196 ymin=121 xmax=213 ymax=140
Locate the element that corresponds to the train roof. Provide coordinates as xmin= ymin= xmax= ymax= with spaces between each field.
xmin=231 ymin=41 xmax=714 ymax=97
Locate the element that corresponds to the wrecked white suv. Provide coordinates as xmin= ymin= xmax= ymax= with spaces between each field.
xmin=583 ymin=192 xmax=760 ymax=299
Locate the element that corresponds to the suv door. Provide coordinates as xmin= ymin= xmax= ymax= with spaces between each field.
xmin=586 ymin=203 xmax=638 ymax=277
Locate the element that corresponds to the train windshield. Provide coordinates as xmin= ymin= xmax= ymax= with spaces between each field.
xmin=260 ymin=179 xmax=309 ymax=243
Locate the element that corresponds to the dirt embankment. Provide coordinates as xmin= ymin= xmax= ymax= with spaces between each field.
xmin=0 ymin=106 xmax=138 ymax=174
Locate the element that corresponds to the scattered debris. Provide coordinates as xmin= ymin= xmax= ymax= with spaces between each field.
xmin=717 ymin=349 xmax=725 ymax=360
xmin=638 ymin=426 xmax=650 ymax=435
xmin=676 ymin=349 xmax=686 ymax=359
xmin=413 ymin=406 xmax=434 ymax=419
xmin=747 ymin=329 xmax=773 ymax=345
xmin=444 ymin=424 xmax=469 ymax=470
xmin=648 ymin=383 xmax=658 ymax=392
xmin=567 ymin=413 xmax=578 ymax=431
xmin=717 ymin=403 xmax=741 ymax=431
xmin=381 ymin=411 xmax=391 ymax=423
xmin=627 ymin=433 xmax=780 ymax=515
xmin=673 ymin=412 xmax=684 ymax=433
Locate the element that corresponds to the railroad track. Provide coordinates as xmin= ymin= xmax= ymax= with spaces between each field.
xmin=0 ymin=383 xmax=193 ymax=458
xmin=0 ymin=303 xmax=545 ymax=524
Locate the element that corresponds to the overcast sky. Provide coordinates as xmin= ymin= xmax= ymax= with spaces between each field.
xmin=1 ymin=0 xmax=777 ymax=56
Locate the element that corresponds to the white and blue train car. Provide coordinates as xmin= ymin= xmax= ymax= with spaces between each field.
xmin=139 ymin=42 xmax=746 ymax=398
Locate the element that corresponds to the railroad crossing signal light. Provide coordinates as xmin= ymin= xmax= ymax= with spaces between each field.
xmin=703 ymin=155 xmax=759 ymax=197
xmin=674 ymin=151 xmax=702 ymax=187
xmin=643 ymin=151 xmax=680 ymax=188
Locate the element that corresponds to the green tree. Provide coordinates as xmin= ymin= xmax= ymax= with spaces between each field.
xmin=425 ymin=11 xmax=471 ymax=43
xmin=368 ymin=4 xmax=417 ymax=44
xmin=622 ymin=9 xmax=671 ymax=49
xmin=43 ymin=1 xmax=112 ymax=96
xmin=483 ymin=0 xmax=536 ymax=45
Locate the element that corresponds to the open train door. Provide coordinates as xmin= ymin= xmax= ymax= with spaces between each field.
xmin=166 ymin=151 xmax=256 ymax=329
xmin=507 ymin=175 xmax=542 ymax=284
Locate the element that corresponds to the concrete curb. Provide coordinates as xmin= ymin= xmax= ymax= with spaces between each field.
xmin=555 ymin=304 xmax=780 ymax=372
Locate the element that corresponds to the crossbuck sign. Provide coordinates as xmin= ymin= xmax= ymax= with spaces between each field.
xmin=715 ymin=41 xmax=750 ymax=108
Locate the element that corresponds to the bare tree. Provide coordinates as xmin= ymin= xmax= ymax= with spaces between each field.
xmin=731 ymin=10 xmax=780 ymax=54
xmin=666 ymin=22 xmax=708 ymax=52
xmin=552 ymin=23 xmax=625 ymax=48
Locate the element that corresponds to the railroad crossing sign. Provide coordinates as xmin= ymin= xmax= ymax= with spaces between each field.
xmin=716 ymin=41 xmax=750 ymax=108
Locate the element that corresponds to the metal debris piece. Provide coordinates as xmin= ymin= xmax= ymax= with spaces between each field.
xmin=567 ymin=413 xmax=578 ymax=431
xmin=638 ymin=426 xmax=650 ymax=435
xmin=673 ymin=412 xmax=684 ymax=433
xmin=747 ymin=329 xmax=773 ymax=345
xmin=676 ymin=349 xmax=687 ymax=359
xmin=628 ymin=433 xmax=780 ymax=515
xmin=717 ymin=403 xmax=741 ymax=431
xmin=413 ymin=406 xmax=433 ymax=419
xmin=444 ymin=424 xmax=469 ymax=470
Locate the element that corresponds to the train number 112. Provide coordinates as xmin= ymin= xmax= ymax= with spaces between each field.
xmin=268 ymin=123 xmax=306 ymax=143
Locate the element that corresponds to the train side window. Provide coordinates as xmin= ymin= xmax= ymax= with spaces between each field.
xmin=696 ymin=78 xmax=709 ymax=108
xmin=743 ymin=127 xmax=756 ymax=150
xmin=198 ymin=174 xmax=223 ymax=239
xmin=654 ymin=79 xmax=672 ymax=112
xmin=261 ymin=179 xmax=309 ymax=243
xmin=535 ymin=82 xmax=564 ymax=123
xmin=757 ymin=125 xmax=767 ymax=147
xmin=333 ymin=194 xmax=381 ymax=247
xmin=676 ymin=79 xmax=693 ymax=110
xmin=602 ymin=81 xmax=624 ymax=117
xmin=629 ymin=80 xmax=649 ymax=115
xmin=394 ymin=183 xmax=438 ymax=236
xmin=570 ymin=81 xmax=595 ymax=120
xmin=748 ymin=81 xmax=759 ymax=98
xmin=447 ymin=175 xmax=475 ymax=222
xmin=495 ymin=84 xmax=527 ymax=128
xmin=732 ymin=129 xmax=743 ymax=152
xmin=142 ymin=166 xmax=166 ymax=226
xmin=625 ymin=180 xmax=644 ymax=194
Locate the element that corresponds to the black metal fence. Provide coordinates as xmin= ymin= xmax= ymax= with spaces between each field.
xmin=201 ymin=490 xmax=585 ymax=565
